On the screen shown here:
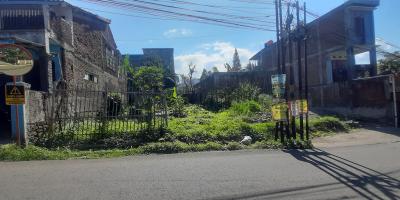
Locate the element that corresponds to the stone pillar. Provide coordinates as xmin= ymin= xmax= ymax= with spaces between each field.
xmin=346 ymin=47 xmax=355 ymax=80
xmin=7 ymin=82 xmax=31 ymax=146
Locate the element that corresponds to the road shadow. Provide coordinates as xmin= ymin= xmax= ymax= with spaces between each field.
xmin=287 ymin=148 xmax=400 ymax=200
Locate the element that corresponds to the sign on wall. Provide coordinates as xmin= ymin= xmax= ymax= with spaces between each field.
xmin=271 ymin=74 xmax=286 ymax=99
xmin=5 ymin=85 xmax=25 ymax=105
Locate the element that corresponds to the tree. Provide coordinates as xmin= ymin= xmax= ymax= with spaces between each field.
xmin=232 ymin=48 xmax=242 ymax=72
xmin=180 ymin=62 xmax=196 ymax=92
xmin=246 ymin=62 xmax=256 ymax=71
xmin=378 ymin=51 xmax=400 ymax=74
xmin=120 ymin=55 xmax=134 ymax=75
xmin=224 ymin=63 xmax=232 ymax=72
xmin=211 ymin=66 xmax=219 ymax=73
xmin=187 ymin=62 xmax=196 ymax=91
xmin=133 ymin=66 xmax=164 ymax=92
xmin=200 ymin=69 xmax=208 ymax=81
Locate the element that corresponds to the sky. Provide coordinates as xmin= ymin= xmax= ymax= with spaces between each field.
xmin=66 ymin=0 xmax=400 ymax=77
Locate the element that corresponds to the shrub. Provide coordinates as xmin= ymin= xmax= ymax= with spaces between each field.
xmin=139 ymin=141 xmax=189 ymax=154
xmin=225 ymin=142 xmax=244 ymax=151
xmin=195 ymin=142 xmax=224 ymax=151
xmin=257 ymin=94 xmax=273 ymax=111
xmin=169 ymin=96 xmax=186 ymax=117
xmin=229 ymin=100 xmax=261 ymax=116
xmin=308 ymin=116 xmax=350 ymax=137
xmin=138 ymin=141 xmax=225 ymax=154
xmin=231 ymin=83 xmax=261 ymax=102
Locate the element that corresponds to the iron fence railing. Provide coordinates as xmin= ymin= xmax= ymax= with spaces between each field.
xmin=30 ymin=85 xmax=168 ymax=145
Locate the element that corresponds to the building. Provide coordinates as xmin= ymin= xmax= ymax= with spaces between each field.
xmin=126 ymin=48 xmax=175 ymax=76
xmin=0 ymin=0 xmax=125 ymax=139
xmin=250 ymin=0 xmax=399 ymax=123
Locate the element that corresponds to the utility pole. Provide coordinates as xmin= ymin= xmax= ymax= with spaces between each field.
xmin=278 ymin=0 xmax=290 ymax=140
xmin=304 ymin=2 xmax=310 ymax=140
xmin=296 ymin=0 xmax=304 ymax=140
xmin=274 ymin=0 xmax=281 ymax=142
xmin=286 ymin=3 xmax=296 ymax=139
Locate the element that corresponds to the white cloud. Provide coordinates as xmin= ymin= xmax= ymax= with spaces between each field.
xmin=175 ymin=41 xmax=255 ymax=78
xmin=163 ymin=28 xmax=193 ymax=38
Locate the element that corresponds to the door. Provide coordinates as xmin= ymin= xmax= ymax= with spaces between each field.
xmin=0 ymin=74 xmax=12 ymax=139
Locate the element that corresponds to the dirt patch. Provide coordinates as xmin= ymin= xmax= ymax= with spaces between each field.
xmin=313 ymin=126 xmax=400 ymax=148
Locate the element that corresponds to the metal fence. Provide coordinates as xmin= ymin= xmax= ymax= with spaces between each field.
xmin=183 ymin=89 xmax=233 ymax=111
xmin=31 ymin=84 xmax=168 ymax=145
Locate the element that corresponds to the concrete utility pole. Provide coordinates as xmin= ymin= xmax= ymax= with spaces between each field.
xmin=286 ymin=3 xmax=296 ymax=139
xmin=296 ymin=0 xmax=304 ymax=140
xmin=304 ymin=2 xmax=310 ymax=140
xmin=274 ymin=0 xmax=281 ymax=142
xmin=279 ymin=0 xmax=290 ymax=139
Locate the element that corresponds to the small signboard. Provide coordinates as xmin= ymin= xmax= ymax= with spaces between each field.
xmin=272 ymin=103 xmax=288 ymax=121
xmin=297 ymin=99 xmax=308 ymax=114
xmin=289 ymin=101 xmax=299 ymax=117
xmin=289 ymin=100 xmax=308 ymax=116
xmin=5 ymin=85 xmax=25 ymax=105
xmin=271 ymin=74 xmax=286 ymax=99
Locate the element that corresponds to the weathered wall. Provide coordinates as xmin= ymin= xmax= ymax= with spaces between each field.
xmin=310 ymin=75 xmax=399 ymax=122
xmin=25 ymin=90 xmax=46 ymax=125
xmin=47 ymin=6 xmax=125 ymax=92
xmin=194 ymin=71 xmax=274 ymax=94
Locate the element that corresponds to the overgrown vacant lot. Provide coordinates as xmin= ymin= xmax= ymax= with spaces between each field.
xmin=0 ymin=100 xmax=351 ymax=161
xmin=168 ymin=103 xmax=350 ymax=145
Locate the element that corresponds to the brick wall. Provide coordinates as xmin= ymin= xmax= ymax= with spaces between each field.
xmin=50 ymin=16 xmax=73 ymax=47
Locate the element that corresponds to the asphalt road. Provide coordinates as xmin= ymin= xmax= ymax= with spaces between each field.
xmin=0 ymin=136 xmax=399 ymax=199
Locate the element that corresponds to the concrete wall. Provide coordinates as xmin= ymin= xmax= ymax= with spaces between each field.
xmin=310 ymin=75 xmax=399 ymax=123
xmin=194 ymin=71 xmax=275 ymax=95
xmin=25 ymin=90 xmax=46 ymax=125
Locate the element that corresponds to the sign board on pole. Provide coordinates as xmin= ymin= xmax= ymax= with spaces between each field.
xmin=289 ymin=100 xmax=308 ymax=116
xmin=5 ymin=85 xmax=25 ymax=105
xmin=271 ymin=74 xmax=286 ymax=99
xmin=289 ymin=101 xmax=299 ymax=117
xmin=272 ymin=103 xmax=288 ymax=121
xmin=297 ymin=99 xmax=308 ymax=114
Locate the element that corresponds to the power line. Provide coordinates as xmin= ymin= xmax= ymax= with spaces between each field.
xmin=79 ymin=0 xmax=277 ymax=31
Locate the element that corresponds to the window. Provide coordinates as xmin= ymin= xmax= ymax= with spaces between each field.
xmin=84 ymin=73 xmax=98 ymax=83
xmin=0 ymin=8 xmax=45 ymax=30
xmin=332 ymin=60 xmax=347 ymax=82
xmin=354 ymin=17 xmax=365 ymax=43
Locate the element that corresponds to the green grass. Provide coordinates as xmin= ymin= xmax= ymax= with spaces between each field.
xmin=0 ymin=142 xmax=225 ymax=161
xmin=0 ymin=144 xmax=140 ymax=161
xmin=16 ymin=101 xmax=352 ymax=161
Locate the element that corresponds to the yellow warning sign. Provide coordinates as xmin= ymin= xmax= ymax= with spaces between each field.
xmin=5 ymin=85 xmax=25 ymax=105
xmin=272 ymin=103 xmax=288 ymax=121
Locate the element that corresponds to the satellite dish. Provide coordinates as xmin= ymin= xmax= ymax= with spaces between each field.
xmin=0 ymin=44 xmax=33 ymax=76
